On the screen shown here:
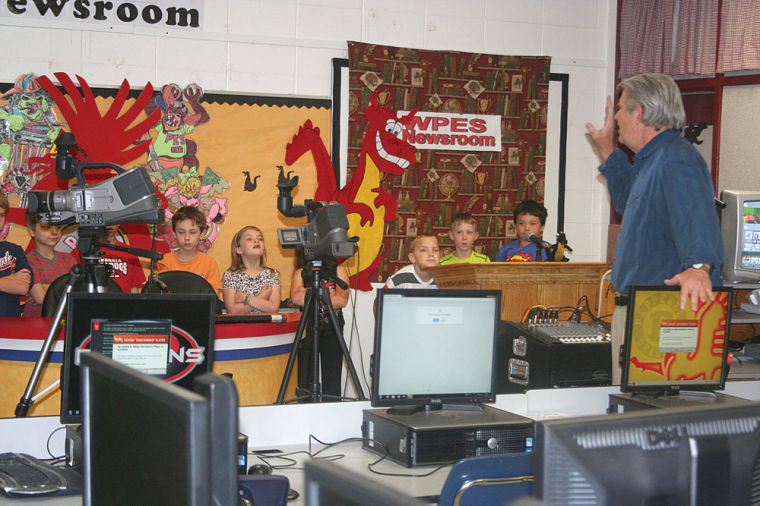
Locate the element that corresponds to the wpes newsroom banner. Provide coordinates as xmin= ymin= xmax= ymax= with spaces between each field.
xmin=2 ymin=0 xmax=203 ymax=29
xmin=400 ymin=111 xmax=502 ymax=152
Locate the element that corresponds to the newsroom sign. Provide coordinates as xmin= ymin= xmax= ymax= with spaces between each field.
xmin=400 ymin=111 xmax=502 ymax=152
xmin=2 ymin=0 xmax=203 ymax=29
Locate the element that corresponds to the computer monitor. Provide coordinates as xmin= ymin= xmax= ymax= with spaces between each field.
xmin=620 ymin=286 xmax=732 ymax=395
xmin=60 ymin=292 xmax=217 ymax=424
xmin=81 ymin=351 xmax=227 ymax=505
xmin=721 ymin=189 xmax=760 ymax=283
xmin=371 ymin=288 xmax=501 ymax=411
xmin=533 ymin=402 xmax=760 ymax=505
xmin=304 ymin=459 xmax=426 ymax=505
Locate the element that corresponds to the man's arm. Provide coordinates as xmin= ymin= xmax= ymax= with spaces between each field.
xmin=665 ymin=266 xmax=714 ymax=311
xmin=662 ymin=150 xmax=722 ymax=310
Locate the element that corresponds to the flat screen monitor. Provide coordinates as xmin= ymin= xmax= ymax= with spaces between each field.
xmin=721 ymin=189 xmax=760 ymax=283
xmin=533 ymin=402 xmax=760 ymax=505
xmin=621 ymin=286 xmax=732 ymax=395
xmin=304 ymin=459 xmax=426 ymax=505
xmin=371 ymin=288 xmax=501 ymax=410
xmin=81 ymin=351 xmax=238 ymax=506
xmin=61 ymin=292 xmax=216 ymax=424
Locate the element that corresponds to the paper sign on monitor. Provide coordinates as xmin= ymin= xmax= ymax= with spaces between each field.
xmin=92 ymin=320 xmax=172 ymax=375
xmin=415 ymin=306 xmax=464 ymax=324
xmin=658 ymin=319 xmax=698 ymax=353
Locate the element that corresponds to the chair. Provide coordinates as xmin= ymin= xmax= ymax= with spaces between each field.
xmin=238 ymin=474 xmax=290 ymax=506
xmin=437 ymin=452 xmax=533 ymax=506
xmin=41 ymin=273 xmax=123 ymax=317
xmin=141 ymin=270 xmax=223 ymax=313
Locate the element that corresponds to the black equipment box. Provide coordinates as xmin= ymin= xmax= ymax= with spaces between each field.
xmin=361 ymin=405 xmax=534 ymax=467
xmin=608 ymin=392 xmax=752 ymax=414
xmin=495 ymin=320 xmax=612 ymax=393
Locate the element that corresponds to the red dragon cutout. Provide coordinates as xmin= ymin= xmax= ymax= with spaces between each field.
xmin=27 ymin=73 xmax=162 ymax=252
xmin=285 ymin=91 xmax=417 ymax=290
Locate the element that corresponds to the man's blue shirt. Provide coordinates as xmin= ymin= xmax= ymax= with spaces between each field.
xmin=599 ymin=129 xmax=722 ymax=294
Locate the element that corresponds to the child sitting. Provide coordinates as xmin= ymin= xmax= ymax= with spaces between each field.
xmin=439 ymin=212 xmax=490 ymax=265
xmin=0 ymin=194 xmax=32 ymax=317
xmin=23 ymin=213 xmax=78 ymax=316
xmin=156 ymin=206 xmax=222 ymax=296
xmin=222 ymin=226 xmax=281 ymax=314
xmin=385 ymin=234 xmax=440 ymax=288
xmin=495 ymin=200 xmax=550 ymax=262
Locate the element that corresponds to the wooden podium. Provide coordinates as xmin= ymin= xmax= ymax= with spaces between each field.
xmin=427 ymin=262 xmax=611 ymax=322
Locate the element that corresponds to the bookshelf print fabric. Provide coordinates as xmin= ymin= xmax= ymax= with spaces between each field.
xmin=347 ymin=42 xmax=551 ymax=282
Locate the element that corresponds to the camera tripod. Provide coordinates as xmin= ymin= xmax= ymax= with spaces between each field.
xmin=276 ymin=259 xmax=366 ymax=404
xmin=15 ymin=228 xmax=161 ymax=417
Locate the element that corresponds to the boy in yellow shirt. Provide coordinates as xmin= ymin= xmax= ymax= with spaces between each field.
xmin=156 ymin=206 xmax=223 ymax=296
xmin=439 ymin=212 xmax=490 ymax=265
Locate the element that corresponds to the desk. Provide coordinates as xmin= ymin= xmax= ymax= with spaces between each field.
xmin=0 ymin=383 xmax=758 ymax=504
xmin=0 ymin=314 xmax=301 ymax=417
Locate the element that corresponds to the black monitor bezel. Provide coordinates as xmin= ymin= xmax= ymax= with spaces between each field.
xmin=620 ymin=285 xmax=733 ymax=394
xmin=370 ymin=288 xmax=501 ymax=408
xmin=81 ymin=351 xmax=211 ymax=505
xmin=60 ymin=292 xmax=217 ymax=425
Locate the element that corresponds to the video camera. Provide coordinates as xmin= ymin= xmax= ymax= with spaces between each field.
xmin=26 ymin=132 xmax=164 ymax=228
xmin=275 ymin=166 xmax=357 ymax=261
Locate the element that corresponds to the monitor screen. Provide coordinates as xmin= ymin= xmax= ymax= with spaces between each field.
xmin=621 ymin=286 xmax=732 ymax=394
xmin=740 ymin=199 xmax=760 ymax=270
xmin=533 ymin=402 xmax=760 ymax=505
xmin=371 ymin=288 xmax=501 ymax=408
xmin=81 ymin=351 xmax=219 ymax=506
xmin=61 ymin=293 xmax=216 ymax=424
xmin=721 ymin=189 xmax=760 ymax=283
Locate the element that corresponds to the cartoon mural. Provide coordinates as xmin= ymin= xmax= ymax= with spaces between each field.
xmin=0 ymin=74 xmax=62 ymax=199
xmin=285 ymin=91 xmax=417 ymax=290
xmin=143 ymin=83 xmax=230 ymax=253
xmin=0 ymin=72 xmax=331 ymax=298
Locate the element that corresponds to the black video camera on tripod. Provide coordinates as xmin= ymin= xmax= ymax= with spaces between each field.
xmin=273 ymin=166 xmax=365 ymax=403
xmin=16 ymin=133 xmax=165 ymax=417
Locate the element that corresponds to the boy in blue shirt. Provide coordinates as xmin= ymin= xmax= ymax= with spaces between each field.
xmin=0 ymin=194 xmax=33 ymax=316
xmin=495 ymin=200 xmax=550 ymax=262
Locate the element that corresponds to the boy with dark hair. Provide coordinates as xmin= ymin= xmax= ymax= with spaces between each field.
xmin=495 ymin=200 xmax=550 ymax=262
xmin=384 ymin=234 xmax=440 ymax=288
xmin=156 ymin=205 xmax=222 ymax=295
xmin=0 ymin=195 xmax=33 ymax=316
xmin=440 ymin=212 xmax=490 ymax=265
xmin=23 ymin=212 xmax=77 ymax=316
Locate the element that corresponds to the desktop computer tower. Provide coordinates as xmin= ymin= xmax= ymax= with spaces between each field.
xmin=608 ymin=392 xmax=753 ymax=414
xmin=361 ymin=406 xmax=534 ymax=467
xmin=495 ymin=320 xmax=612 ymax=393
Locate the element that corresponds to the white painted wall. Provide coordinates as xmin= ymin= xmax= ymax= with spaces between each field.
xmin=0 ymin=0 xmax=618 ymax=396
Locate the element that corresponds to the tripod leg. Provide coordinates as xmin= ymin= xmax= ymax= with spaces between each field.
xmin=16 ymin=267 xmax=82 ymax=417
xmin=319 ymin=290 xmax=366 ymax=400
xmin=275 ymin=289 xmax=313 ymax=404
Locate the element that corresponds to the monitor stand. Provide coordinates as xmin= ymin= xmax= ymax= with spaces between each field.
xmin=608 ymin=391 xmax=751 ymax=414
xmin=386 ymin=403 xmax=484 ymax=416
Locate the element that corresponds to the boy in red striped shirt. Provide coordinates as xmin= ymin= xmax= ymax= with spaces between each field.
xmin=23 ymin=213 xmax=77 ymax=316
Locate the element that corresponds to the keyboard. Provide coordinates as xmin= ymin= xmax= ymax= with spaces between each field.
xmin=0 ymin=453 xmax=78 ymax=497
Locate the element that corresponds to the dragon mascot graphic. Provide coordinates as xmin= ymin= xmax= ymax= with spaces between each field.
xmin=285 ymin=91 xmax=417 ymax=290
xmin=628 ymin=292 xmax=729 ymax=382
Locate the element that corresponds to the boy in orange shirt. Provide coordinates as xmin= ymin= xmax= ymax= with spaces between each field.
xmin=156 ymin=206 xmax=222 ymax=295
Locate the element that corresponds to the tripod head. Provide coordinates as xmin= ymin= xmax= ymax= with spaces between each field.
xmin=300 ymin=259 xmax=349 ymax=291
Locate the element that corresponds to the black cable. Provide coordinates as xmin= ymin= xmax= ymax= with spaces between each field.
xmin=307 ymin=434 xmax=452 ymax=478
xmin=44 ymin=426 xmax=67 ymax=462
